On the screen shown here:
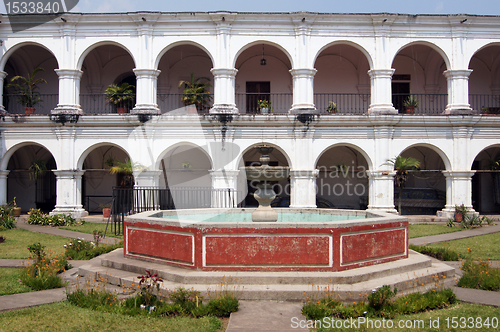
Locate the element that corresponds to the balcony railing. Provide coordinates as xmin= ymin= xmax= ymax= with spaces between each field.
xmin=157 ymin=93 xmax=212 ymax=114
xmin=392 ymin=93 xmax=448 ymax=114
xmin=469 ymin=94 xmax=500 ymax=113
xmin=235 ymin=93 xmax=292 ymax=114
xmin=5 ymin=92 xmax=500 ymax=116
xmin=314 ymin=93 xmax=370 ymax=114
xmin=4 ymin=93 xmax=58 ymax=115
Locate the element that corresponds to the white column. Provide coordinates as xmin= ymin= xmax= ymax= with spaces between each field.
xmin=290 ymin=169 xmax=318 ymax=208
xmin=210 ymin=68 xmax=239 ymax=114
xmin=0 ymin=71 xmax=7 ymax=114
xmin=52 ymin=69 xmax=83 ymax=114
xmin=367 ymin=170 xmax=398 ymax=214
xmin=289 ymin=69 xmax=317 ymax=114
xmin=134 ymin=170 xmax=162 ymax=187
xmin=441 ymin=170 xmax=476 ymax=217
xmin=0 ymin=170 xmax=9 ymax=205
xmin=51 ymin=170 xmax=88 ymax=217
xmin=443 ymin=69 xmax=474 ymax=114
xmin=367 ymin=69 xmax=397 ymax=114
xmin=132 ymin=69 xmax=161 ymax=114
xmin=210 ymin=170 xmax=240 ymax=208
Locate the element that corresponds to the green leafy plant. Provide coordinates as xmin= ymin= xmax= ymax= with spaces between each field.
xmin=458 ymin=247 xmax=500 ymax=292
xmin=21 ymin=244 xmax=69 ymax=291
xmin=178 ymin=73 xmax=212 ymax=111
xmin=257 ymin=99 xmax=270 ymax=109
xmin=403 ymin=96 xmax=419 ymax=108
xmin=409 ymin=244 xmax=463 ymax=261
xmin=28 ymin=158 xmax=47 ymax=180
xmin=0 ymin=204 xmax=15 ymax=230
xmin=326 ymin=101 xmax=338 ymax=113
xmin=104 ymin=83 xmax=135 ymax=110
xmin=368 ymin=285 xmax=397 ymax=311
xmin=64 ymin=238 xmax=123 ymax=260
xmin=384 ymin=156 xmax=421 ymax=215
xmin=27 ymin=242 xmax=46 ymax=264
xmin=7 ymin=67 xmax=47 ymax=108
xmin=109 ymin=159 xmax=145 ymax=187
xmin=27 ymin=209 xmax=76 ymax=227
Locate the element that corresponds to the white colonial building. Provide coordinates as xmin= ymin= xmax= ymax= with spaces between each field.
xmin=0 ymin=11 xmax=499 ymax=217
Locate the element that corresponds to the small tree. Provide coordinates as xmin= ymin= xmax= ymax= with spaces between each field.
xmin=178 ymin=73 xmax=212 ymax=111
xmin=7 ymin=67 xmax=47 ymax=109
xmin=384 ymin=156 xmax=421 ymax=215
xmin=109 ymin=159 xmax=145 ymax=187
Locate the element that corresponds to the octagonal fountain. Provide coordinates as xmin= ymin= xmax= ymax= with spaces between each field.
xmin=123 ymin=145 xmax=409 ymax=272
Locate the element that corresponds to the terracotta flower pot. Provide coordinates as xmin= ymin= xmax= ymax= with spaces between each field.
xmin=13 ymin=207 xmax=21 ymax=217
xmin=117 ymin=107 xmax=127 ymax=114
xmin=25 ymin=107 xmax=36 ymax=115
xmin=102 ymin=208 xmax=111 ymax=218
xmin=454 ymin=211 xmax=463 ymax=222
xmin=405 ymin=106 xmax=415 ymax=114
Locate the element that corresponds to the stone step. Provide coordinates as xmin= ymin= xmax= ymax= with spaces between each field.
xmin=78 ymin=250 xmax=456 ymax=302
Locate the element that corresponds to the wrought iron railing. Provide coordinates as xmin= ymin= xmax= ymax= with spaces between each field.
xmin=80 ymin=94 xmax=135 ymax=114
xmin=108 ymin=186 xmax=238 ymax=235
xmin=314 ymin=93 xmax=370 ymax=114
xmin=4 ymin=93 xmax=58 ymax=115
xmin=392 ymin=93 xmax=448 ymax=115
xmin=157 ymin=93 xmax=212 ymax=114
xmin=469 ymin=94 xmax=500 ymax=113
xmin=235 ymin=92 xmax=292 ymax=114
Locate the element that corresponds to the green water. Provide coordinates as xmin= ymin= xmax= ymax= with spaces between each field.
xmin=160 ymin=212 xmax=365 ymax=223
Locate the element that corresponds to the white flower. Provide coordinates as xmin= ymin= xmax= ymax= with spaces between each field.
xmin=78 ymin=240 xmax=81 ymax=243
xmin=63 ymin=245 xmax=67 ymax=247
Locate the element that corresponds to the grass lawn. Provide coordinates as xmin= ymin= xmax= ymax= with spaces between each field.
xmin=59 ymin=222 xmax=123 ymax=239
xmin=0 ymin=268 xmax=32 ymax=296
xmin=408 ymin=224 xmax=463 ymax=239
xmin=317 ymin=302 xmax=500 ymax=331
xmin=0 ymin=229 xmax=68 ymax=259
xmin=426 ymin=233 xmax=500 ymax=260
xmin=0 ymin=301 xmax=223 ymax=332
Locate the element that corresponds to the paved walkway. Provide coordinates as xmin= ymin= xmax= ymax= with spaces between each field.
xmin=0 ymin=216 xmax=499 ymax=331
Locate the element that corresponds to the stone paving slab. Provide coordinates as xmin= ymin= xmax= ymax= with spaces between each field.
xmin=226 ymin=301 xmax=309 ymax=332
xmin=452 ymin=286 xmax=500 ymax=307
xmin=0 ymin=288 xmax=67 ymax=313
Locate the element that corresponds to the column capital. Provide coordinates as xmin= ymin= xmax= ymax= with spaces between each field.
xmin=0 ymin=70 xmax=7 ymax=80
xmin=133 ymin=68 xmax=161 ymax=78
xmin=0 ymin=170 xmax=10 ymax=179
xmin=367 ymin=170 xmax=396 ymax=179
xmin=442 ymin=170 xmax=476 ymax=178
xmin=289 ymin=169 xmax=319 ymax=178
xmin=289 ymin=68 xmax=317 ymax=78
xmin=52 ymin=170 xmax=86 ymax=178
xmin=443 ymin=69 xmax=472 ymax=79
xmin=55 ymin=69 xmax=83 ymax=79
xmin=210 ymin=68 xmax=238 ymax=77
xmin=368 ymin=68 xmax=395 ymax=79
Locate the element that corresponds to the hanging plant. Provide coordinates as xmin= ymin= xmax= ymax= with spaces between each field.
xmin=29 ymin=158 xmax=47 ymax=180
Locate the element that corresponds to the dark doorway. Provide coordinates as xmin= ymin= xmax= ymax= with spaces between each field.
xmin=392 ymin=75 xmax=410 ymax=113
xmin=246 ymin=81 xmax=270 ymax=114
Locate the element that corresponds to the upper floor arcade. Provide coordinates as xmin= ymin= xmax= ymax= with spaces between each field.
xmin=0 ymin=11 xmax=500 ymax=117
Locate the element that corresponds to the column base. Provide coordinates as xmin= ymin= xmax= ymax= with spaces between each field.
xmin=131 ymin=105 xmax=161 ymax=115
xmin=289 ymin=106 xmax=317 ymax=114
xmin=50 ymin=207 xmax=88 ymax=218
xmin=209 ymin=104 xmax=238 ymax=114
xmin=51 ymin=106 xmax=83 ymax=115
xmin=443 ymin=106 xmax=477 ymax=115
xmin=367 ymin=105 xmax=397 ymax=115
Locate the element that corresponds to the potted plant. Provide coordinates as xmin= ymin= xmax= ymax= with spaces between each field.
xmin=7 ymin=67 xmax=47 ymax=115
xmin=100 ymin=204 xmax=111 ymax=218
xmin=29 ymin=158 xmax=47 ymax=180
xmin=11 ymin=197 xmax=21 ymax=217
xmin=403 ymin=96 xmax=419 ymax=114
xmin=181 ymin=161 xmax=192 ymax=169
xmin=178 ymin=73 xmax=212 ymax=112
xmin=104 ymin=83 xmax=135 ymax=114
xmin=454 ymin=204 xmax=467 ymax=223
xmin=326 ymin=101 xmax=338 ymax=114
xmin=258 ymin=99 xmax=271 ymax=114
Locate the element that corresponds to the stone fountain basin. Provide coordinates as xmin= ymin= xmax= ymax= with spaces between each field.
xmin=243 ymin=166 xmax=289 ymax=181
xmin=124 ymin=208 xmax=408 ymax=272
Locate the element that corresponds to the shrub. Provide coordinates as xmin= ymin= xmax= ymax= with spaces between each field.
xmin=138 ymin=270 xmax=163 ymax=307
xmin=206 ymin=293 xmax=239 ymax=317
xmin=20 ymin=244 xmax=69 ymax=291
xmin=368 ymin=285 xmax=397 ymax=310
xmin=409 ymin=244 xmax=463 ymax=261
xmin=27 ymin=208 xmax=77 ymax=227
xmin=0 ymin=205 xmax=16 ymax=229
xmin=458 ymin=259 xmax=500 ymax=291
xmin=64 ymin=238 xmax=123 ymax=260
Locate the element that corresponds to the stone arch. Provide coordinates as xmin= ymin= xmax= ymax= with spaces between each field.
xmin=233 ymin=40 xmax=294 ymax=70
xmin=0 ymin=41 xmax=60 ymax=71
xmin=313 ymin=40 xmax=374 ymax=71
xmin=154 ymin=41 xmax=215 ymax=70
xmin=77 ymin=142 xmax=132 ymax=170
xmin=391 ymin=41 xmax=451 ymax=71
xmin=1 ymin=141 xmax=57 ymax=171
xmin=396 ymin=143 xmax=451 ymax=171
xmin=76 ymin=41 xmax=137 ymax=71
xmin=314 ymin=143 xmax=372 ymax=209
xmin=470 ymin=144 xmax=500 ymax=213
xmin=468 ymin=43 xmax=500 ymax=110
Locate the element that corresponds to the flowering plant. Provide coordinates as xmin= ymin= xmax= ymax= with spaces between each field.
xmin=258 ymin=99 xmax=270 ymax=109
xmin=138 ymin=270 xmax=163 ymax=307
xmin=326 ymin=101 xmax=338 ymax=113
